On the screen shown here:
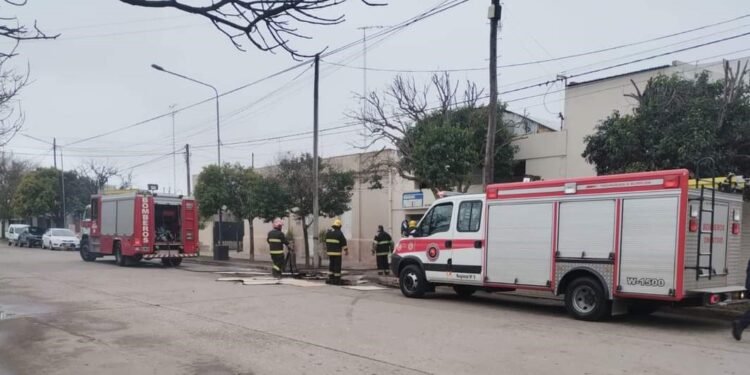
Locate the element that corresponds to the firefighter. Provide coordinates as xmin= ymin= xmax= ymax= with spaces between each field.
xmin=732 ymin=309 xmax=750 ymax=340
xmin=400 ymin=217 xmax=409 ymax=237
xmin=267 ymin=218 xmax=289 ymax=279
xmin=407 ymin=220 xmax=418 ymax=237
xmin=372 ymin=225 xmax=393 ymax=275
xmin=325 ymin=219 xmax=348 ymax=285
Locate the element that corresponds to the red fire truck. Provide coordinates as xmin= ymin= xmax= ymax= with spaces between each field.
xmin=391 ymin=170 xmax=749 ymax=320
xmin=79 ymin=190 xmax=200 ymax=267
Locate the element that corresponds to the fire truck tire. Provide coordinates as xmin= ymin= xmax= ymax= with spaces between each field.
xmin=399 ymin=264 xmax=428 ymax=298
xmin=171 ymin=258 xmax=183 ymax=266
xmin=564 ymin=277 xmax=610 ymax=321
xmin=161 ymin=258 xmax=174 ymax=267
xmin=453 ymin=285 xmax=477 ymax=298
xmin=79 ymin=242 xmax=96 ymax=262
xmin=114 ymin=243 xmax=127 ymax=267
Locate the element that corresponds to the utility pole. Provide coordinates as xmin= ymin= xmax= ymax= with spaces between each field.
xmin=483 ymin=0 xmax=501 ymax=188
xmin=60 ymin=147 xmax=66 ymax=228
xmin=170 ymin=104 xmax=177 ymax=193
xmin=358 ymin=25 xmax=385 ymax=147
xmin=312 ymin=53 xmax=320 ymax=268
xmin=185 ymin=144 xmax=191 ymax=196
xmin=53 ymin=137 xmax=57 ymax=170
xmin=249 ymin=152 xmax=255 ymax=262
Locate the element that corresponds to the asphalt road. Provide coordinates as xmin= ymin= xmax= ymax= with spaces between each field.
xmin=1 ymin=243 xmax=749 ymax=375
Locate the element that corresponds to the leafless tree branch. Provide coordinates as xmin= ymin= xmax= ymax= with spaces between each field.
xmin=120 ymin=0 xmax=384 ymax=60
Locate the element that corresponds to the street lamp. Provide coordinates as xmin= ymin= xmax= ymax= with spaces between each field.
xmin=151 ymin=63 xmax=224 ymax=246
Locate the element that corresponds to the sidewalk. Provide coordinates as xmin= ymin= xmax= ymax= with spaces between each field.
xmin=185 ymin=255 xmax=379 ymax=274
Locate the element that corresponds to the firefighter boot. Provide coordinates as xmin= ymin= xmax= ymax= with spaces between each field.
xmin=733 ymin=320 xmax=744 ymax=341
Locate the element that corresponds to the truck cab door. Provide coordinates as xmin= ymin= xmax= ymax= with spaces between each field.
xmin=448 ymin=199 xmax=484 ymax=284
xmin=413 ymin=202 xmax=455 ymax=283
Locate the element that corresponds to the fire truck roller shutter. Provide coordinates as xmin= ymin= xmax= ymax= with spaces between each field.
xmin=486 ymin=202 xmax=554 ymax=286
xmin=618 ymin=196 xmax=679 ymax=296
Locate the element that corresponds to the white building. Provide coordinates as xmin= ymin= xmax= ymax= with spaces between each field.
xmin=516 ymin=57 xmax=750 ymax=180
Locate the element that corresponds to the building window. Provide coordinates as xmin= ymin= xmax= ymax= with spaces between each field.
xmin=457 ymin=201 xmax=482 ymax=232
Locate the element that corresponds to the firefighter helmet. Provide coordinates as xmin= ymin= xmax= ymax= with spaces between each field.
xmin=273 ymin=218 xmax=283 ymax=229
xmin=408 ymin=220 xmax=417 ymax=228
xmin=333 ymin=219 xmax=343 ymax=228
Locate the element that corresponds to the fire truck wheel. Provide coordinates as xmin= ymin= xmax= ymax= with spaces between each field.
xmin=564 ymin=277 xmax=610 ymax=321
xmin=171 ymin=258 xmax=183 ymax=266
xmin=79 ymin=242 xmax=96 ymax=262
xmin=453 ymin=285 xmax=477 ymax=298
xmin=161 ymin=258 xmax=174 ymax=267
xmin=399 ymin=264 xmax=428 ymax=298
xmin=114 ymin=243 xmax=127 ymax=267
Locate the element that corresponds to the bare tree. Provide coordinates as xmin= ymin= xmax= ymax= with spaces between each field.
xmin=79 ymin=160 xmax=120 ymax=190
xmin=0 ymin=0 xmax=58 ymax=146
xmin=119 ymin=0 xmax=384 ymax=59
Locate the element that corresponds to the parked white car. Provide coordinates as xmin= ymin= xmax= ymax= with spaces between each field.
xmin=42 ymin=228 xmax=80 ymax=251
xmin=5 ymin=224 xmax=29 ymax=246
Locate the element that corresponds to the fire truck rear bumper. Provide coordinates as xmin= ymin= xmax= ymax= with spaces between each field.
xmin=142 ymin=252 xmax=199 ymax=259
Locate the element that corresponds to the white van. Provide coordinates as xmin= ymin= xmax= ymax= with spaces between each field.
xmin=6 ymin=224 xmax=29 ymax=246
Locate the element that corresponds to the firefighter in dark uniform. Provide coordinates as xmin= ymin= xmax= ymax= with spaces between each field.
xmin=267 ymin=218 xmax=289 ymax=279
xmin=325 ymin=219 xmax=348 ymax=285
xmin=372 ymin=225 xmax=393 ymax=275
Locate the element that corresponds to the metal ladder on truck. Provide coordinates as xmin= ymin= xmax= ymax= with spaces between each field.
xmin=691 ymin=181 xmax=716 ymax=280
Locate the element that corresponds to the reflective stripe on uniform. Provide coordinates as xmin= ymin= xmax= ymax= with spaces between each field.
xmin=326 ymin=239 xmax=340 ymax=244
xmin=375 ymin=241 xmax=391 ymax=245
xmin=376 ymin=252 xmax=389 ymax=256
xmin=269 ymin=250 xmax=284 ymax=255
xmin=327 ymin=252 xmax=341 ymax=256
xmin=332 ymin=273 xmax=341 ymax=276
xmin=273 ymin=265 xmax=280 ymax=271
xmin=268 ymin=239 xmax=282 ymax=243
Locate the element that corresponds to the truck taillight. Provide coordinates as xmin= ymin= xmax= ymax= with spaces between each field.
xmin=732 ymin=222 xmax=740 ymax=235
xmin=186 ymin=231 xmax=194 ymax=241
xmin=689 ymin=218 xmax=698 ymax=232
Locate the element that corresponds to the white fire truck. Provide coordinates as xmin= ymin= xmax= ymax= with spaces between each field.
xmin=391 ymin=170 xmax=749 ymax=320
xmin=80 ymin=190 xmax=200 ymax=267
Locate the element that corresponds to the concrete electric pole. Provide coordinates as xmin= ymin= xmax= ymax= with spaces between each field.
xmin=483 ymin=0 xmax=501 ymax=188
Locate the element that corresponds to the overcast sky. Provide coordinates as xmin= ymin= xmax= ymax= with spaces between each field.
xmin=2 ymin=0 xmax=750 ymax=193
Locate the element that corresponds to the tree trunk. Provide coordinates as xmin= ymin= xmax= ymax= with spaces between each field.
xmin=302 ymin=218 xmax=310 ymax=267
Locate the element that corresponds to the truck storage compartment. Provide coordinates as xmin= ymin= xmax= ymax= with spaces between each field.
xmin=155 ymin=203 xmax=181 ymax=243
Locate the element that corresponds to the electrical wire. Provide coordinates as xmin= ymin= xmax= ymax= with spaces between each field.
xmin=62 ymin=0 xmax=469 ymax=148
xmin=322 ymin=12 xmax=750 ymax=73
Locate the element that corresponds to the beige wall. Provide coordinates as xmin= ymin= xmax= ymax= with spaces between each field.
xmin=561 ymin=58 xmax=747 ymax=178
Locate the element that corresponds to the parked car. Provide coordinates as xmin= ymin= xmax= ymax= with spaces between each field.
xmin=42 ymin=228 xmax=80 ymax=251
xmin=17 ymin=227 xmax=45 ymax=248
xmin=5 ymin=224 xmax=29 ymax=246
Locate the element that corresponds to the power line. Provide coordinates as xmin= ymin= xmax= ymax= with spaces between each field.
xmin=62 ymin=0 xmax=469 ymax=148
xmin=324 ymin=13 xmax=750 ymax=74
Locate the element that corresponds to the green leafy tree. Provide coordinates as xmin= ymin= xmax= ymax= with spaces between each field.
xmin=274 ymin=153 xmax=355 ymax=266
xmin=12 ymin=167 xmax=96 ymax=226
xmin=583 ymin=66 xmax=750 ymax=176
xmin=0 ymin=152 xmax=31 ymax=236
xmin=194 ymin=164 xmax=288 ymax=257
xmin=13 ymin=168 xmax=58 ymax=222
xmin=356 ymin=73 xmax=517 ymax=196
